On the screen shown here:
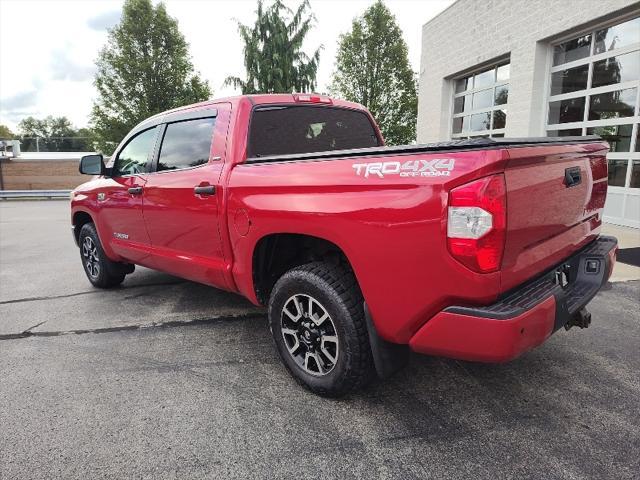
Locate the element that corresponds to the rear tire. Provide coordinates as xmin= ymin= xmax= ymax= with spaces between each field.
xmin=268 ymin=262 xmax=374 ymax=397
xmin=78 ymin=223 xmax=130 ymax=288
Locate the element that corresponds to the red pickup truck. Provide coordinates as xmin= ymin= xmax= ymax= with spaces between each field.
xmin=72 ymin=93 xmax=617 ymax=396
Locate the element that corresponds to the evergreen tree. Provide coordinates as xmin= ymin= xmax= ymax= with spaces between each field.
xmin=91 ymin=0 xmax=210 ymax=153
xmin=225 ymin=0 xmax=321 ymax=94
xmin=330 ymin=1 xmax=417 ymax=145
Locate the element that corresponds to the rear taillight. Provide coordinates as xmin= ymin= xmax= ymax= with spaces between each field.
xmin=586 ymin=156 xmax=608 ymax=213
xmin=447 ymin=174 xmax=507 ymax=273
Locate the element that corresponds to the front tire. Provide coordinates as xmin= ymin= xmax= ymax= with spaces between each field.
xmin=268 ymin=262 xmax=374 ymax=397
xmin=78 ymin=223 xmax=129 ymax=288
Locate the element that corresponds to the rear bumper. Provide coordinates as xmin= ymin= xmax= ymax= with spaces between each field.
xmin=409 ymin=235 xmax=618 ymax=362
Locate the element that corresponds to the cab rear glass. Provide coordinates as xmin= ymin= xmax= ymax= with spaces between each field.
xmin=247 ymin=105 xmax=380 ymax=159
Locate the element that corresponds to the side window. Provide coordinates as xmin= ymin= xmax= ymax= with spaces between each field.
xmin=113 ymin=127 xmax=158 ymax=176
xmin=157 ymin=117 xmax=216 ymax=172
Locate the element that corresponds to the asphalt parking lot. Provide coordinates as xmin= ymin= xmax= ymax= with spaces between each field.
xmin=1 ymin=200 xmax=639 ymax=479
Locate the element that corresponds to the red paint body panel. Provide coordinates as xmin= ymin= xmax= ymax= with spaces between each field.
xmin=84 ymin=174 xmax=153 ymax=265
xmin=226 ymin=148 xmax=506 ymax=343
xmin=141 ymin=104 xmax=231 ymax=288
xmin=409 ymin=296 xmax=556 ymax=362
xmin=500 ymin=142 xmax=609 ymax=291
xmin=71 ymin=94 xmax=613 ymax=363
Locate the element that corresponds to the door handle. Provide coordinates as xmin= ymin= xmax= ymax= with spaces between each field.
xmin=194 ymin=185 xmax=216 ymax=195
xmin=128 ymin=186 xmax=143 ymax=195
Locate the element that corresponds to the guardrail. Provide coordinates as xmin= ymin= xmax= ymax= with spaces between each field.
xmin=0 ymin=190 xmax=71 ymax=199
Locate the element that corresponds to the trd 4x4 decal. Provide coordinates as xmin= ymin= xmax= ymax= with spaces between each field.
xmin=352 ymin=159 xmax=455 ymax=178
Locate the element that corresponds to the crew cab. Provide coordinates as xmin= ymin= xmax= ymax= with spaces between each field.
xmin=71 ymin=94 xmax=617 ymax=396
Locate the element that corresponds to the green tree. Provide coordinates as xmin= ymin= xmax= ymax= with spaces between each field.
xmin=225 ymin=0 xmax=321 ymax=94
xmin=0 ymin=124 xmax=14 ymax=139
xmin=19 ymin=116 xmax=74 ymax=139
xmin=330 ymin=1 xmax=417 ymax=145
xmin=91 ymin=0 xmax=211 ymax=153
xmin=17 ymin=116 xmax=91 ymax=152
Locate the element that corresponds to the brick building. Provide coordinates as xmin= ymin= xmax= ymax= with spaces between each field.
xmin=0 ymin=153 xmax=87 ymax=190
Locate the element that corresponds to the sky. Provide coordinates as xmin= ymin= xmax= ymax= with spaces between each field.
xmin=0 ymin=0 xmax=453 ymax=131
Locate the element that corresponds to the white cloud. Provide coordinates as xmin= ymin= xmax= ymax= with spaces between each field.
xmin=50 ymin=47 xmax=96 ymax=82
xmin=87 ymin=9 xmax=122 ymax=31
xmin=1 ymin=89 xmax=38 ymax=111
xmin=0 ymin=0 xmax=453 ymax=131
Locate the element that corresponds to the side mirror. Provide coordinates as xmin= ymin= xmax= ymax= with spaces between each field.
xmin=79 ymin=154 xmax=105 ymax=175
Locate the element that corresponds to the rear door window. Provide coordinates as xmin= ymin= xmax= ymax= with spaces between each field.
xmin=248 ymin=106 xmax=380 ymax=158
xmin=157 ymin=117 xmax=216 ymax=172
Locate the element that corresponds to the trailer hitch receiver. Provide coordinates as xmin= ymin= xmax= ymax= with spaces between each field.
xmin=565 ymin=307 xmax=591 ymax=330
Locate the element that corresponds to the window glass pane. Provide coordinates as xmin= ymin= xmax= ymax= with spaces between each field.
xmin=636 ymin=125 xmax=640 ymax=152
xmin=547 ymin=128 xmax=582 ymax=136
xmin=553 ymin=34 xmax=591 ymax=66
xmin=592 ymin=51 xmax=640 ymax=88
xmin=454 ymin=116 xmax=471 ymax=133
xmin=630 ymin=160 xmax=640 ymax=188
xmin=114 ymin=127 xmax=157 ymax=176
xmin=474 ymin=69 xmax=495 ymax=89
xmin=157 ymin=118 xmax=215 ymax=172
xmin=550 ymin=64 xmax=589 ymax=95
xmin=608 ymin=159 xmax=628 ymax=186
xmin=495 ymin=85 xmax=509 ymax=105
xmin=472 ymin=88 xmax=493 ymax=109
xmin=548 ymin=97 xmax=586 ymax=124
xmin=452 ymin=117 xmax=463 ymax=134
xmin=451 ymin=62 xmax=510 ymax=139
xmin=462 ymin=116 xmax=470 ymax=132
xmin=248 ymin=106 xmax=380 ymax=157
xmin=588 ymin=87 xmax=637 ymax=121
xmin=586 ymin=124 xmax=633 ymax=152
xmin=453 ymin=95 xmax=471 ymax=114
xmin=594 ymin=18 xmax=640 ymax=55
xmin=470 ymin=112 xmax=491 ymax=131
xmin=496 ymin=64 xmax=510 ymax=82
xmin=493 ymin=109 xmax=507 ymax=129
xmin=455 ymin=77 xmax=470 ymax=93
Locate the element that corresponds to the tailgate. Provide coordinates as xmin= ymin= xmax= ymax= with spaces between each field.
xmin=500 ymin=141 xmax=609 ymax=291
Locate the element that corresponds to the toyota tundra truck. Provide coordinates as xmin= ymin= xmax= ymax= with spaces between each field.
xmin=71 ymin=93 xmax=617 ymax=396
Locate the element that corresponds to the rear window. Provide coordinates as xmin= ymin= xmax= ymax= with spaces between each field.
xmin=248 ymin=105 xmax=380 ymax=158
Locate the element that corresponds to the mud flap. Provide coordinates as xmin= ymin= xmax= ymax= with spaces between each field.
xmin=364 ymin=302 xmax=410 ymax=379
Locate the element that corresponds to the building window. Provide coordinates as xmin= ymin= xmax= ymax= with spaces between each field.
xmin=451 ymin=62 xmax=510 ymax=139
xmin=546 ymin=16 xmax=640 ymax=189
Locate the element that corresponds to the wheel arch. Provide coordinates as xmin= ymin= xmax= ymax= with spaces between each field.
xmin=72 ymin=210 xmax=94 ymax=245
xmin=251 ymin=233 xmax=356 ymax=306
xmin=249 ymin=231 xmax=409 ymax=380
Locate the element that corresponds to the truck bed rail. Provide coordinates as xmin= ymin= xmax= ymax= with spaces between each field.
xmin=247 ymin=135 xmax=604 ymax=164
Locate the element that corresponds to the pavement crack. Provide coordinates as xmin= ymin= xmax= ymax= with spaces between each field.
xmin=22 ymin=320 xmax=48 ymax=336
xmin=0 ymin=313 xmax=265 ymax=341
xmin=0 ymin=280 xmax=187 ymax=306
xmin=0 ymin=290 xmax=96 ymax=305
